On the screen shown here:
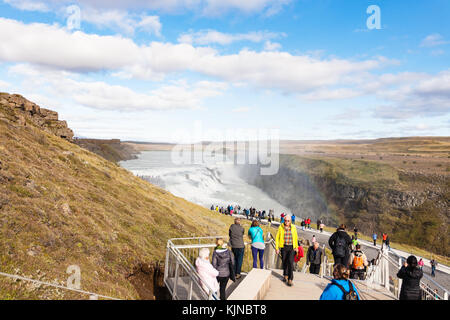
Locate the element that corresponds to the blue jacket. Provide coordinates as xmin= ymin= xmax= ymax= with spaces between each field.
xmin=320 ymin=279 xmax=361 ymax=300
xmin=248 ymin=226 xmax=264 ymax=244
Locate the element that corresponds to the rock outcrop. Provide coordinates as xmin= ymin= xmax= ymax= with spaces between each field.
xmin=0 ymin=93 xmax=74 ymax=140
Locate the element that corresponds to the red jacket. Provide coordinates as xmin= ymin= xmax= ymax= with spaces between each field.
xmin=294 ymin=246 xmax=304 ymax=262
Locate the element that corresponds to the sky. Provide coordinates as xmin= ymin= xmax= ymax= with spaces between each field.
xmin=0 ymin=0 xmax=449 ymax=142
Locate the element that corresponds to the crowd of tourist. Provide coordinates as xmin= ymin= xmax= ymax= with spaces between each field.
xmin=194 ymin=206 xmax=438 ymax=300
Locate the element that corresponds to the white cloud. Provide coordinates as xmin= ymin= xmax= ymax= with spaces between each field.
xmin=3 ymin=0 xmax=49 ymax=11
xmin=299 ymin=88 xmax=361 ymax=101
xmin=263 ymin=40 xmax=281 ymax=51
xmin=81 ymin=8 xmax=162 ymax=36
xmin=0 ymin=79 xmax=11 ymax=89
xmin=231 ymin=107 xmax=251 ymax=113
xmin=6 ymin=0 xmax=291 ymax=16
xmin=8 ymin=64 xmax=227 ymax=111
xmin=420 ymin=33 xmax=449 ymax=48
xmin=373 ymin=70 xmax=450 ymax=119
xmin=178 ymin=30 xmax=285 ymax=45
xmin=0 ymin=18 xmax=386 ymax=94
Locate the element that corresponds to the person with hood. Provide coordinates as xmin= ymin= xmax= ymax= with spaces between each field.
xmin=306 ymin=241 xmax=323 ymax=275
xmin=418 ymin=258 xmax=424 ymax=270
xmin=328 ymin=224 xmax=352 ymax=268
xmin=320 ymin=264 xmax=360 ymax=300
xmin=229 ymin=218 xmax=245 ymax=279
xmin=397 ymin=255 xmax=423 ymax=300
xmin=248 ymin=220 xmax=265 ymax=269
xmin=275 ymin=215 xmax=299 ymax=286
xmin=195 ymin=248 xmax=219 ymax=298
xmin=349 ymin=244 xmax=369 ymax=280
xmin=212 ymin=239 xmax=235 ymax=300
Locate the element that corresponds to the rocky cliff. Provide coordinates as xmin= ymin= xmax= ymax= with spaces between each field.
xmin=74 ymin=138 xmax=139 ymax=163
xmin=239 ymin=154 xmax=449 ymax=256
xmin=0 ymin=93 xmax=74 ymax=140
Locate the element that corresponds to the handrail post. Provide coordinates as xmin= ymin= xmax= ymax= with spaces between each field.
xmin=383 ymin=254 xmax=389 ymax=291
xmin=188 ymin=278 xmax=193 ymax=300
xmin=173 ymin=260 xmax=179 ymax=300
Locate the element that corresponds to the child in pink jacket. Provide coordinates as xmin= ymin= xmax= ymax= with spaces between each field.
xmin=195 ymin=248 xmax=220 ymax=296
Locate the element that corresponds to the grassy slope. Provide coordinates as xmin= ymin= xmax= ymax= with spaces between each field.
xmin=0 ymin=106 xmax=246 ymax=299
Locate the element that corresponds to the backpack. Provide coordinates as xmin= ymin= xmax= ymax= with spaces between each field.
xmin=334 ymin=235 xmax=347 ymax=258
xmin=332 ymin=281 xmax=359 ymax=300
xmin=352 ymin=254 xmax=364 ymax=269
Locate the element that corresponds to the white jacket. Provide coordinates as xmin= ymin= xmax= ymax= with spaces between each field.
xmin=195 ymin=257 xmax=219 ymax=294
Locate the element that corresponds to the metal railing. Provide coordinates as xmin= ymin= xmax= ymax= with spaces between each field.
xmin=164 ymin=234 xmax=281 ymax=300
xmin=0 ymin=270 xmax=120 ymax=300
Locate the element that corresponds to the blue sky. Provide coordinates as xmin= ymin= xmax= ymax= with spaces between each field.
xmin=0 ymin=0 xmax=448 ymax=142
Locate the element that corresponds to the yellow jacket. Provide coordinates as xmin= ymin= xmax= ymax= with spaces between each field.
xmin=275 ymin=224 xmax=298 ymax=250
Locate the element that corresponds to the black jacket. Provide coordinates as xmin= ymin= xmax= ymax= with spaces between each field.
xmin=306 ymin=246 xmax=323 ymax=265
xmin=328 ymin=230 xmax=352 ymax=257
xmin=229 ymin=224 xmax=245 ymax=248
xmin=212 ymin=248 xmax=235 ymax=279
xmin=397 ymin=266 xmax=423 ymax=300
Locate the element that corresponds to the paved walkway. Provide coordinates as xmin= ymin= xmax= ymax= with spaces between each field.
xmin=263 ymin=269 xmax=396 ymax=300
xmin=264 ymin=270 xmax=329 ymax=300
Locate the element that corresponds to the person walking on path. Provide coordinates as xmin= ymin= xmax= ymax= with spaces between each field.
xmin=195 ymin=248 xmax=219 ymax=297
xmin=397 ymin=255 xmax=423 ymax=300
xmin=382 ymin=233 xmax=388 ymax=250
xmin=329 ymin=224 xmax=352 ymax=268
xmin=301 ymin=219 xmax=305 ymax=231
xmin=280 ymin=213 xmax=285 ymax=224
xmin=291 ymin=214 xmax=296 ymax=225
xmin=294 ymin=240 xmax=305 ymax=271
xmin=385 ymin=236 xmax=391 ymax=251
xmin=418 ymin=258 xmax=424 ymax=270
xmin=312 ymin=235 xmax=316 ymax=244
xmin=317 ymin=219 xmax=321 ymax=230
xmin=349 ymin=244 xmax=368 ymax=280
xmin=320 ymin=222 xmax=325 ymax=233
xmin=372 ymin=232 xmax=377 ymax=246
xmin=353 ymin=226 xmax=358 ymax=240
xmin=212 ymin=239 xmax=235 ymax=300
xmin=306 ymin=241 xmax=323 ymax=275
xmin=430 ymin=259 xmax=438 ymax=277
xmin=351 ymin=235 xmax=359 ymax=252
xmin=228 ymin=218 xmax=245 ymax=279
xmin=248 ymin=220 xmax=265 ymax=269
xmin=275 ymin=215 xmax=299 ymax=287
xmin=320 ymin=264 xmax=360 ymax=300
